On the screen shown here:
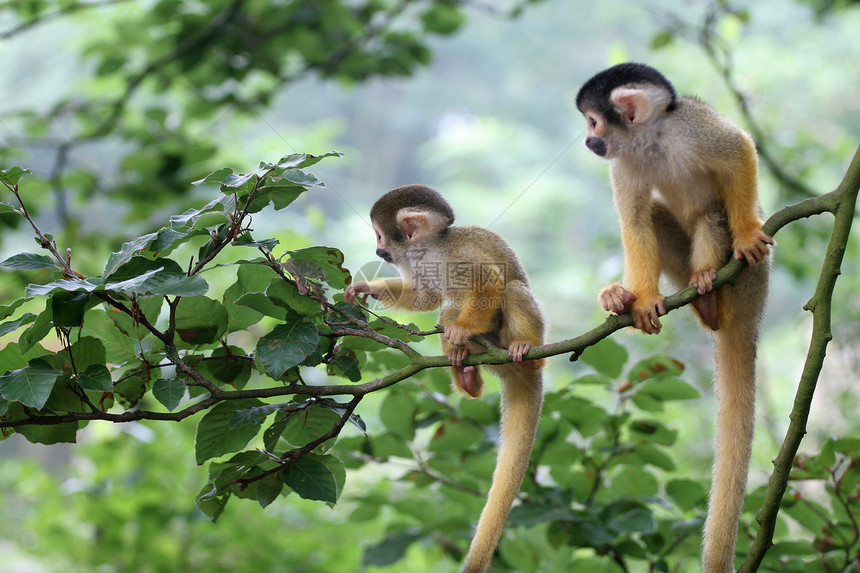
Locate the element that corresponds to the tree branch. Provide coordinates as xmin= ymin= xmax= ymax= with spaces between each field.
xmin=3 ymin=145 xmax=858 ymax=431
xmin=740 ymin=142 xmax=860 ymax=572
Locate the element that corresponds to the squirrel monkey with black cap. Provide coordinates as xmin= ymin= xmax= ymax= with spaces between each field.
xmin=345 ymin=184 xmax=545 ymax=573
xmin=576 ymin=63 xmax=773 ymax=572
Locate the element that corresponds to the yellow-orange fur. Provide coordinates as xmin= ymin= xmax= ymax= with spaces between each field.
xmin=577 ymin=63 xmax=772 ymax=572
xmin=346 ymin=185 xmax=545 ymax=573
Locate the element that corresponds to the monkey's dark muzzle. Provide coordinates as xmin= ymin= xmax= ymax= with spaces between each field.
xmin=376 ymin=249 xmax=392 ymax=263
xmin=585 ymin=137 xmax=607 ymax=157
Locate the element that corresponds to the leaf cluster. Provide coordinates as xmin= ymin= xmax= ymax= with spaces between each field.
xmin=0 ymin=154 xmax=395 ymax=513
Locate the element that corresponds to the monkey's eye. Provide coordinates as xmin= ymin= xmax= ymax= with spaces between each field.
xmin=589 ymin=117 xmax=597 ymax=128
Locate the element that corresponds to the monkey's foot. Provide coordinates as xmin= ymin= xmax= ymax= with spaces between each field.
xmin=508 ymin=341 xmax=544 ymax=370
xmin=448 ymin=345 xmax=469 ymax=367
xmin=444 ymin=324 xmax=471 ymax=347
xmin=508 ymin=341 xmax=531 ymax=362
xmin=631 ymin=295 xmax=666 ymax=335
xmin=733 ymin=229 xmax=775 ymax=265
xmin=599 ymin=282 xmax=637 ymax=314
xmin=689 ymin=268 xmax=717 ymax=295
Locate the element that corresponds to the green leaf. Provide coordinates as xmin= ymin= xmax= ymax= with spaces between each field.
xmin=148 ymin=227 xmax=192 ymax=256
xmin=19 ymin=305 xmax=53 ymax=353
xmin=556 ymin=396 xmax=607 ymax=437
xmin=609 ymin=467 xmax=659 ymax=498
xmin=195 ymin=483 xmax=229 ymax=522
xmin=0 ymin=313 xmax=36 ymax=337
xmin=317 ymin=453 xmax=345 ymax=499
xmin=255 ymin=316 xmax=320 ymax=378
xmin=362 ymin=531 xmax=423 ymax=567
xmin=370 ymin=433 xmax=413 ymax=459
xmin=571 ymin=373 xmax=613 ymax=386
xmin=169 ymin=195 xmax=237 ymax=229
xmin=16 ymin=421 xmax=79 ymax=445
xmin=0 ymin=252 xmax=61 ymax=270
xmin=254 ymin=473 xmax=284 ymax=508
xmin=421 ymin=4 xmax=464 ymax=34
xmin=628 ymin=355 xmax=685 ymax=382
xmin=69 ymin=336 xmax=107 ymax=371
xmin=51 ymin=290 xmax=93 ymax=327
xmin=229 ymin=403 xmax=283 ymax=429
xmin=76 ymin=364 xmax=113 ymax=392
xmin=221 ymin=169 xmax=261 ymax=189
xmin=264 ymin=416 xmax=290 ymax=452
xmin=196 ymin=346 xmax=252 ymax=389
xmin=268 ymin=168 xmax=325 ymax=189
xmin=209 ymin=453 xmax=271 ymax=497
xmin=0 ymin=297 xmax=33 ymax=321
xmin=153 ymin=378 xmax=186 ymax=411
xmin=113 ymin=376 xmax=146 ymax=408
xmin=105 ymin=257 xmax=208 ymax=297
xmin=0 ymin=358 xmax=63 ymax=409
xmin=0 ymin=346 xmax=28 ymax=380
xmin=0 ymin=166 xmax=32 ymax=186
xmin=234 ymin=291 xmax=286 ymax=320
xmin=175 ymin=296 xmax=229 ymax=345
xmin=251 ymin=185 xmax=306 ymax=212
xmin=328 ymin=349 xmax=362 ymax=382
xmin=629 ymin=443 xmax=676 ymax=471
xmin=608 ymin=508 xmax=657 ymax=535
xmin=650 ymin=31 xmax=675 ymax=50
xmin=192 ymin=167 xmax=235 ymax=187
xmin=103 ymin=232 xmax=158 ymax=277
xmin=635 ymin=378 xmax=701 ymax=402
xmin=80 ymin=309 xmax=137 ymax=364
xmin=379 ymin=391 xmax=417 ymax=439
xmin=285 ymin=246 xmax=351 ymax=289
xmin=629 ymin=419 xmax=678 ymax=445
xmin=428 ymin=419 xmax=484 ymax=453
xmin=282 ymin=454 xmax=340 ymax=503
xmin=275 ymin=151 xmax=342 ymax=170
xmin=266 ymin=279 xmax=322 ymax=317
xmin=666 ymin=478 xmax=707 ymax=512
xmin=283 ymin=406 xmax=341 ymax=451
xmin=223 ymin=263 xmax=274 ymax=326
xmin=195 ymin=399 xmax=265 ymax=464
xmin=25 ymin=277 xmax=103 ymax=297
xmin=581 ymin=338 xmax=628 ymax=378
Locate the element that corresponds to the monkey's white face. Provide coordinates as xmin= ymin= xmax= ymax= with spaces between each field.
xmin=583 ymin=111 xmax=611 ymax=158
xmin=372 ymin=222 xmax=399 ymax=265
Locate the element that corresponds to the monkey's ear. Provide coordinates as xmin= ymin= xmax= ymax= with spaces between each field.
xmin=610 ymin=85 xmax=671 ymax=125
xmin=396 ymin=208 xmax=450 ymax=242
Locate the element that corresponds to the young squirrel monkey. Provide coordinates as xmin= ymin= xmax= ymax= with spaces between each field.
xmin=345 ymin=184 xmax=546 ymax=573
xmin=576 ymin=63 xmax=773 ymax=572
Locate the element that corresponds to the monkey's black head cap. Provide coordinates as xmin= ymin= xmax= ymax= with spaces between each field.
xmin=575 ymin=62 xmax=678 ymax=116
xmin=370 ymin=184 xmax=455 ymax=228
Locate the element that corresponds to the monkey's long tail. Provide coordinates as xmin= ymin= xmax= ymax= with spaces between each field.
xmin=461 ymin=367 xmax=543 ymax=573
xmin=701 ymin=314 xmax=760 ymax=573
